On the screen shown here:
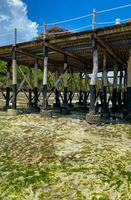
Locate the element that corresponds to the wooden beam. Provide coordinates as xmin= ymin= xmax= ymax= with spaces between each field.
xmin=45 ymin=41 xmax=86 ymax=64
xmin=49 ymin=32 xmax=92 ymax=45
xmin=16 ymin=47 xmax=85 ymax=71
xmin=97 ymin=37 xmax=124 ymax=65
xmin=16 ymin=45 xmax=87 ymax=72
xmin=16 ymin=48 xmax=43 ymax=61
xmin=49 ymin=22 xmax=131 ymax=45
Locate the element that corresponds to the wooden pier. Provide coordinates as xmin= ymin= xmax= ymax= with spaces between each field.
xmin=0 ymin=21 xmax=131 ymax=122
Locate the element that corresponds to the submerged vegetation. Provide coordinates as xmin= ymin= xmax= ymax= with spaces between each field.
xmin=0 ymin=114 xmax=130 ymax=199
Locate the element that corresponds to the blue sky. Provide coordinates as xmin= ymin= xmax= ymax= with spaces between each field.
xmin=23 ymin=0 xmax=131 ymax=30
xmin=0 ymin=0 xmax=130 ymax=45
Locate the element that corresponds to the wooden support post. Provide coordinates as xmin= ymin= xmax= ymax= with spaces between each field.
xmin=54 ymin=71 xmax=60 ymax=108
xmin=123 ymin=68 xmax=127 ymax=108
xmin=89 ymin=36 xmax=98 ymax=114
xmin=5 ymin=62 xmax=11 ymax=109
xmin=127 ymin=50 xmax=131 ymax=115
xmin=46 ymin=65 xmax=69 ymax=101
xmin=86 ymin=12 xmax=102 ymax=123
xmin=34 ymin=59 xmax=39 ymax=109
xmin=42 ymin=45 xmax=48 ymax=109
xmin=68 ymin=69 xmax=74 ymax=107
xmin=89 ymin=9 xmax=98 ymax=114
xmin=84 ymin=69 xmax=88 ymax=108
xmin=12 ymin=28 xmax=17 ymax=110
xmin=42 ymin=21 xmax=49 ymax=109
xmin=79 ymin=72 xmax=83 ymax=105
xmin=28 ymin=67 xmax=32 ymax=108
xmin=92 ymin=8 xmax=96 ymax=30
xmin=102 ymin=54 xmax=108 ymax=114
xmin=112 ymin=62 xmax=118 ymax=111
xmin=63 ymin=55 xmax=68 ymax=107
xmin=118 ymin=69 xmax=123 ymax=108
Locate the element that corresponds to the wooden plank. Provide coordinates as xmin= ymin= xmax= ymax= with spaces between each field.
xmin=49 ymin=22 xmax=131 ymax=45
xmin=45 ymin=41 xmax=86 ymax=64
xmin=16 ymin=48 xmax=43 ymax=60
xmin=97 ymin=37 xmax=124 ymax=65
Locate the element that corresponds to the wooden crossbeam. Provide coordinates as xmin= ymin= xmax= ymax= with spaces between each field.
xmin=45 ymin=41 xmax=87 ymax=65
xmin=49 ymin=23 xmax=131 ymax=45
xmin=16 ymin=48 xmax=69 ymax=69
xmin=49 ymin=32 xmax=92 ymax=45
xmin=16 ymin=47 xmax=85 ymax=71
xmin=16 ymin=48 xmax=43 ymax=61
xmin=46 ymin=63 xmax=69 ymax=101
xmin=19 ymin=66 xmax=33 ymax=89
xmin=97 ymin=37 xmax=124 ymax=65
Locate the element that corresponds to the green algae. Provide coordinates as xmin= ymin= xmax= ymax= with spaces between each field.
xmin=0 ymin=115 xmax=130 ymax=199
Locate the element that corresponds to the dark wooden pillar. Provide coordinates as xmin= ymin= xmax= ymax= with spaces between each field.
xmin=84 ymin=70 xmax=88 ymax=108
xmin=68 ymin=69 xmax=74 ymax=107
xmin=123 ymin=68 xmax=127 ymax=109
xmin=79 ymin=72 xmax=83 ymax=105
xmin=54 ymin=71 xmax=60 ymax=108
xmin=118 ymin=69 xmax=123 ymax=108
xmin=102 ymin=54 xmax=108 ymax=113
xmin=89 ymin=36 xmax=98 ymax=114
xmin=12 ymin=28 xmax=17 ymax=110
xmin=63 ymin=55 xmax=68 ymax=107
xmin=5 ymin=62 xmax=11 ymax=109
xmin=12 ymin=58 xmax=17 ymax=110
xmin=28 ymin=67 xmax=32 ymax=108
xmin=127 ymin=51 xmax=131 ymax=114
xmin=43 ymin=45 xmax=48 ymax=109
xmin=34 ymin=59 xmax=39 ymax=109
xmin=112 ymin=62 xmax=118 ymax=111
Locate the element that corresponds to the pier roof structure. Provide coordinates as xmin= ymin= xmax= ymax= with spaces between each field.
xmin=0 ymin=22 xmax=131 ymax=72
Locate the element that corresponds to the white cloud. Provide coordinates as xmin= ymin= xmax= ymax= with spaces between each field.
xmin=0 ymin=0 xmax=38 ymax=46
xmin=0 ymin=14 xmax=9 ymax=22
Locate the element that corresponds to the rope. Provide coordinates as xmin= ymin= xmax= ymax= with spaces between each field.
xmin=47 ymin=13 xmax=92 ymax=26
xmin=44 ymin=3 xmax=131 ymax=26
xmin=0 ymin=3 xmax=130 ymax=44
xmin=97 ymin=18 xmax=131 ymax=25
xmin=97 ymin=4 xmax=131 ymax=14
